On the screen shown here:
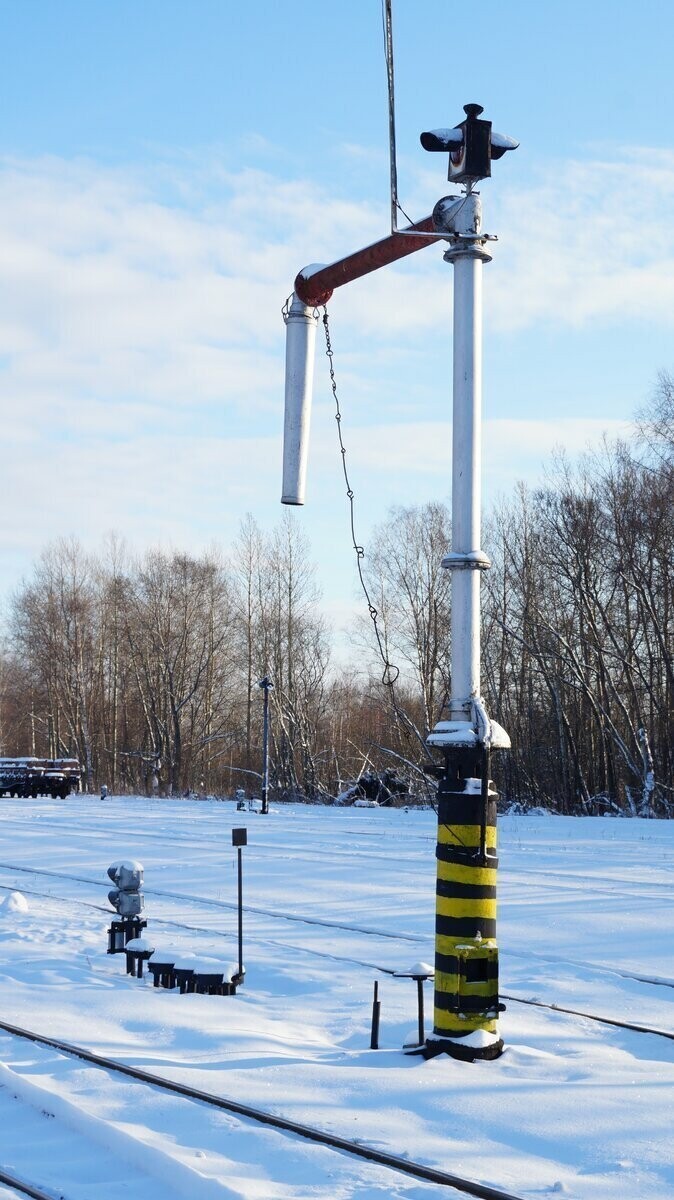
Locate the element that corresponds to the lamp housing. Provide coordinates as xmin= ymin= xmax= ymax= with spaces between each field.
xmin=421 ymin=103 xmax=518 ymax=184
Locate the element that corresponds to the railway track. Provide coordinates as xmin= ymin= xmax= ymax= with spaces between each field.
xmin=2 ymin=877 xmax=673 ymax=1046
xmin=1 ymin=809 xmax=670 ymax=1197
xmin=0 ymin=860 xmax=424 ymax=942
xmin=4 ymin=857 xmax=674 ymax=989
xmin=0 ymin=880 xmax=398 ymax=976
xmin=3 ymin=811 xmax=669 ymax=904
xmin=0 ymin=1168 xmax=62 ymax=1200
xmin=2 ymin=859 xmax=673 ymax=995
xmin=0 ymin=1018 xmax=524 ymax=1200
xmin=0 ymin=862 xmax=671 ymax=1198
xmin=500 ymin=993 xmax=674 ymax=1042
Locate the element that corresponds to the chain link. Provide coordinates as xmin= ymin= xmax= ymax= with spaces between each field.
xmin=322 ymin=308 xmax=398 ymax=686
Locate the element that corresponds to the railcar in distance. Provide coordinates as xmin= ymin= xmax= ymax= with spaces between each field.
xmin=0 ymin=757 xmax=82 ymax=799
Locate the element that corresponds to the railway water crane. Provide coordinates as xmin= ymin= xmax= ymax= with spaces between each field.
xmin=281 ymin=100 xmax=517 ymax=1061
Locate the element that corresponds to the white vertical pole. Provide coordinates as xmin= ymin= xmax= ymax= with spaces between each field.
xmin=446 ymin=194 xmax=488 ymax=727
xmin=427 ymin=191 xmax=508 ymax=753
xmin=450 ymin=253 xmax=482 ymax=721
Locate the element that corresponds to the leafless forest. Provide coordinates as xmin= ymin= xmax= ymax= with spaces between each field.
xmin=1 ymin=380 xmax=672 ymax=815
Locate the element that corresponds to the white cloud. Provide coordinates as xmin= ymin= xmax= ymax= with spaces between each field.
xmin=2 ymin=147 xmax=673 ymax=426
xmin=0 ymin=146 xmax=666 ymax=608
xmin=487 ymin=150 xmax=674 ymax=330
xmin=308 ymin=415 xmax=633 ymax=498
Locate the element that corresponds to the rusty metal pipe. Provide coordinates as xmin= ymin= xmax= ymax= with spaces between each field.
xmin=293 ymin=215 xmax=436 ymax=307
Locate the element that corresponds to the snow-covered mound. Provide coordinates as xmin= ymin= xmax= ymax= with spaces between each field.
xmin=0 ymin=890 xmax=28 ymax=914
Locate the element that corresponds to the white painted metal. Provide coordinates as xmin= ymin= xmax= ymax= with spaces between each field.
xmin=426 ymin=190 xmax=510 ymax=747
xmin=451 ymin=242 xmax=482 ymax=721
xmin=281 ymin=294 xmax=319 ymax=506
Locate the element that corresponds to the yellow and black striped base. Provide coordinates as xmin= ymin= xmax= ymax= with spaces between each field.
xmin=428 ymin=767 xmax=503 ymax=1060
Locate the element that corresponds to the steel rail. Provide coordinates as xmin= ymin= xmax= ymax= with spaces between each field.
xmin=0 ymin=861 xmax=424 ymax=942
xmin=0 ymin=1019 xmax=523 ymax=1200
xmin=0 ymin=1166 xmax=64 ymax=1200
xmin=5 ymin=878 xmax=674 ymax=1043
xmin=3 ymin=871 xmax=674 ymax=1018
xmin=0 ymin=881 xmax=401 ymax=976
xmin=5 ymin=860 xmax=674 ymax=971
xmin=501 ymin=994 xmax=674 ymax=1041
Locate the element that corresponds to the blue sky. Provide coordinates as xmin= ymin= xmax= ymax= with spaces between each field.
xmin=0 ymin=0 xmax=673 ymax=645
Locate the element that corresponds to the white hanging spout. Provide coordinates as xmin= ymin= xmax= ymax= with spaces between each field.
xmin=281 ymin=294 xmax=320 ymax=505
xmin=281 ymin=216 xmax=437 ymax=507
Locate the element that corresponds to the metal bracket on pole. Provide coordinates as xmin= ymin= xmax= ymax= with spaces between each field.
xmin=441 ymin=550 xmax=491 ymax=571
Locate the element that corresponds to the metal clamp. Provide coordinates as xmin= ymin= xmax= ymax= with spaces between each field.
xmin=441 ymin=550 xmax=491 ymax=571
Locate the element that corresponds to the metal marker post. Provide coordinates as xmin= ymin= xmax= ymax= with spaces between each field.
xmin=394 ymin=963 xmax=434 ymax=1050
xmin=257 ymin=677 xmax=273 ymax=814
xmin=416 ymin=976 xmax=425 ymax=1046
xmin=370 ymin=980 xmax=381 ymax=1050
xmin=232 ymin=827 xmax=247 ymax=980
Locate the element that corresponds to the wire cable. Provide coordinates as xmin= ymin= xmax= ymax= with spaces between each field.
xmin=322 ymin=308 xmax=435 ymax=772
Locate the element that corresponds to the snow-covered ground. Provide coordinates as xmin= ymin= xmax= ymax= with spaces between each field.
xmin=0 ymin=797 xmax=672 ymax=1199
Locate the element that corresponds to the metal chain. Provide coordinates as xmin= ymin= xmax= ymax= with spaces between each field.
xmin=322 ymin=307 xmax=433 ymax=760
xmin=322 ymin=307 xmax=398 ymax=686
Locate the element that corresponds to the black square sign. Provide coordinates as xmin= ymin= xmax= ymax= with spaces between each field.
xmin=232 ymin=827 xmax=248 ymax=847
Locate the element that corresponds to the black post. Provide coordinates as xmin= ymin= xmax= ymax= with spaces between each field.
xmin=258 ymin=676 xmax=273 ymax=814
xmin=237 ymin=847 xmax=243 ymax=977
xmin=370 ymin=980 xmax=381 ymax=1050
xmin=232 ymin=827 xmax=247 ymax=981
xmin=416 ymin=977 xmax=425 ymax=1046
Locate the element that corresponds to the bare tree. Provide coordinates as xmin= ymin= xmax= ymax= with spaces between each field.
xmin=360 ymin=502 xmax=451 ymax=737
xmin=123 ymin=548 xmax=235 ymax=794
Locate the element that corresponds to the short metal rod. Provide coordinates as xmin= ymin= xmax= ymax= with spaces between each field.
xmin=416 ymin=978 xmax=425 ymax=1046
xmin=370 ymin=980 xmax=381 ymax=1050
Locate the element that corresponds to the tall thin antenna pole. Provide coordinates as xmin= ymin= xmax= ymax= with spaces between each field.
xmin=383 ymin=0 xmax=399 ymax=233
